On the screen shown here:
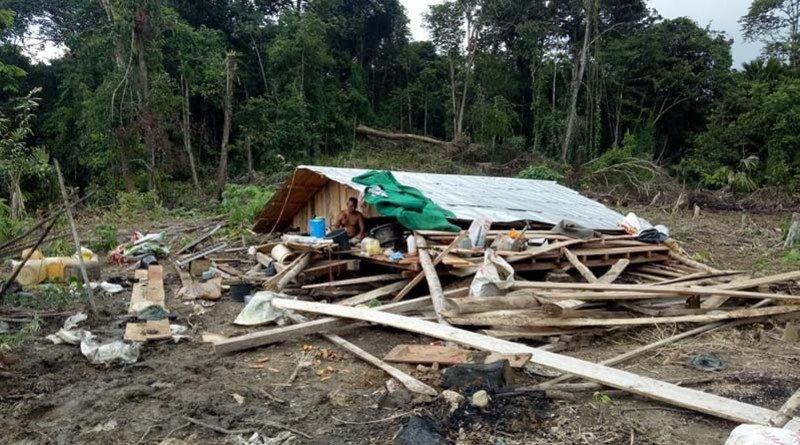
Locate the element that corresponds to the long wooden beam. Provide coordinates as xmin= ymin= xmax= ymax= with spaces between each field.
xmin=701 ymin=271 xmax=800 ymax=308
xmin=445 ymin=305 xmax=800 ymax=327
xmin=301 ymin=273 xmax=404 ymax=289
xmin=537 ymin=299 xmax=777 ymax=390
xmin=511 ymin=281 xmax=799 ymax=301
xmin=213 ymin=287 xmax=469 ymax=354
xmin=271 ymin=298 xmax=800 ymax=429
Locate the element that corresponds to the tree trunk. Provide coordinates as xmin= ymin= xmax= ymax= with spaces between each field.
xmin=252 ymin=37 xmax=268 ymax=92
xmin=356 ymin=125 xmax=447 ymax=146
xmin=99 ymin=0 xmax=134 ymax=190
xmin=423 ymin=89 xmax=428 ymax=136
xmin=448 ymin=55 xmax=458 ymax=137
xmin=552 ymin=58 xmax=557 ymax=112
xmin=245 ymin=135 xmax=254 ymax=177
xmin=134 ymin=8 xmax=158 ymax=194
xmin=217 ymin=55 xmax=236 ymax=195
xmin=180 ymin=75 xmax=200 ymax=190
xmin=561 ymin=0 xmax=594 ymax=164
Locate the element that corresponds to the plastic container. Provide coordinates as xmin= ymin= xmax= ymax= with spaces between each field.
xmin=406 ymin=235 xmax=417 ymax=256
xmin=309 ymin=217 xmax=326 ymax=239
xmin=326 ymin=228 xmax=350 ymax=252
xmin=230 ymin=283 xmax=252 ymax=302
xmin=360 ymin=237 xmax=381 ymax=256
xmin=270 ymin=244 xmax=297 ymax=263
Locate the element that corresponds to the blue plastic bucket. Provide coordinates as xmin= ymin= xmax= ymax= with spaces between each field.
xmin=310 ymin=218 xmax=326 ymax=238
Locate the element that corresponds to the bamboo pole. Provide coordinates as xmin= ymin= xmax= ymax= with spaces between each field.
xmin=54 ymin=160 xmax=97 ymax=315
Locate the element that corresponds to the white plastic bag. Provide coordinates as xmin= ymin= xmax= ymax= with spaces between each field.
xmin=80 ymin=333 xmax=140 ymax=365
xmin=725 ymin=424 xmax=800 ymax=445
xmin=468 ymin=218 xmax=492 ymax=249
xmin=469 ymin=250 xmax=515 ymax=297
xmin=234 ymin=291 xmax=288 ymax=326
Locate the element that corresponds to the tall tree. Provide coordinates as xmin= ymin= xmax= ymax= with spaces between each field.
xmin=216 ymin=52 xmax=236 ymax=195
xmin=741 ymin=0 xmax=800 ymax=67
xmin=425 ymin=0 xmax=482 ymax=139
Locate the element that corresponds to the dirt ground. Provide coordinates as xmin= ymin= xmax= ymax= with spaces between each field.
xmin=2 ymin=205 xmax=800 ymax=445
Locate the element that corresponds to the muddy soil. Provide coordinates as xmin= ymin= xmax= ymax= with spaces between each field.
xmin=2 ymin=206 xmax=800 ymax=445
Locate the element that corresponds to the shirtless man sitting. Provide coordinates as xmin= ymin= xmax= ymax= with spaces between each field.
xmin=334 ymin=197 xmax=365 ymax=242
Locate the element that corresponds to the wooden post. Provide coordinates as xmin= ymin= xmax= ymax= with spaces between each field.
xmin=415 ymin=233 xmax=449 ymax=326
xmin=54 ymin=161 xmax=97 ymax=315
xmin=562 ymin=248 xmax=597 ymax=283
xmin=393 ymin=231 xmax=467 ymax=302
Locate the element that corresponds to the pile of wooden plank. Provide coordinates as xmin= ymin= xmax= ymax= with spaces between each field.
xmin=209 ymin=227 xmax=800 ymax=430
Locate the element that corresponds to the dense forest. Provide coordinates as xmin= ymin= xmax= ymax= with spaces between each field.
xmin=0 ymin=0 xmax=799 ymax=222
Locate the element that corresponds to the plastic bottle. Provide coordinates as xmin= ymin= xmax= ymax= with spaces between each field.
xmin=406 ymin=235 xmax=418 ymax=256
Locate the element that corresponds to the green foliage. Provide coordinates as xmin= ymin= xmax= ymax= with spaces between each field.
xmin=518 ymin=165 xmax=565 ymax=183
xmin=592 ymin=391 xmax=613 ymax=405
xmin=219 ymin=184 xmax=274 ymax=230
xmin=0 ymin=89 xmax=50 ymax=218
xmin=692 ymin=251 xmax=714 ymax=265
xmin=0 ymin=316 xmax=40 ymax=349
xmin=114 ymin=191 xmax=165 ymax=218
xmin=781 ymin=249 xmax=800 ymax=266
xmin=0 ymin=198 xmax=31 ymax=242
xmin=89 ymin=224 xmax=119 ymax=253
xmin=5 ymin=282 xmax=85 ymax=311
xmin=43 ymin=238 xmax=73 ymax=257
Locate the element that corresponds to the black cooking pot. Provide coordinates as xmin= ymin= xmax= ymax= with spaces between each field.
xmin=369 ymin=223 xmax=404 ymax=247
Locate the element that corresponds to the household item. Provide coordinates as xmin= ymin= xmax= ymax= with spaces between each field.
xmin=13 ymin=248 xmax=101 ymax=286
xmin=360 ymin=237 xmax=381 ymax=256
xmin=325 ymin=228 xmax=349 ymax=252
xmin=369 ymin=223 xmax=404 ymax=248
xmin=468 ymin=218 xmax=492 ymax=248
xmin=351 ymin=170 xmax=460 ymax=232
xmin=139 ymin=254 xmax=159 ymax=269
xmin=270 ymin=244 xmax=296 ymax=263
xmin=229 ymin=282 xmax=253 ymax=302
xmin=309 ymin=217 xmax=326 ymax=239
xmin=406 ymin=234 xmax=418 ymax=256
xmin=63 ymin=261 xmax=101 ymax=281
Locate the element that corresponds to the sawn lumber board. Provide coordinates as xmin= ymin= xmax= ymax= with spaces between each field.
xmin=270 ymin=298 xmax=800 ymax=429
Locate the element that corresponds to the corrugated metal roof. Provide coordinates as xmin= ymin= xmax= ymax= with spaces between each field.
xmin=295 ymin=165 xmax=624 ymax=230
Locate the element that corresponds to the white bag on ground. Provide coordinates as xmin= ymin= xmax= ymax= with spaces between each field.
xmin=725 ymin=424 xmax=800 ymax=445
xmin=469 ymin=250 xmax=515 ymax=297
xmin=234 ymin=291 xmax=288 ymax=326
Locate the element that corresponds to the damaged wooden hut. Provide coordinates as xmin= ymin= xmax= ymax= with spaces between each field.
xmin=204 ymin=165 xmax=800 ymax=430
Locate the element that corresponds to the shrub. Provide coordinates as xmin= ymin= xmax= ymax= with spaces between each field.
xmin=518 ymin=165 xmax=565 ymax=183
xmin=0 ymin=198 xmax=32 ymax=243
xmin=115 ymin=191 xmax=164 ymax=217
xmin=89 ymin=224 xmax=119 ymax=253
xmin=219 ymin=184 xmax=274 ymax=230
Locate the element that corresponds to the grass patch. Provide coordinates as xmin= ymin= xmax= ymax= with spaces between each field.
xmin=0 ymin=316 xmax=41 ymax=350
xmin=89 ymin=224 xmax=119 ymax=253
xmin=691 ymin=251 xmax=714 ymax=265
xmin=781 ymin=249 xmax=800 ymax=266
xmin=5 ymin=282 xmax=86 ymax=311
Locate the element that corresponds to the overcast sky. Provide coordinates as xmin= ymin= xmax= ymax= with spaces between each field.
xmin=401 ymin=0 xmax=763 ymax=68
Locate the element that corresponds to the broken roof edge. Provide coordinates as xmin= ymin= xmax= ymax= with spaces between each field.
xmin=253 ymin=165 xmax=626 ymax=233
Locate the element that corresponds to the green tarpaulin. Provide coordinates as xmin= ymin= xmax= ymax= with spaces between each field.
xmin=352 ymin=170 xmax=460 ymax=232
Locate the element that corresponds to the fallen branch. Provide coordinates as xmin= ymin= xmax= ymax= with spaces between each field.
xmin=356 ymin=124 xmax=446 ymax=146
